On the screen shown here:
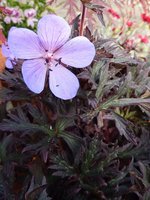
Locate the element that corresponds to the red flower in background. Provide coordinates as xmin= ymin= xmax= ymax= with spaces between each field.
xmin=138 ymin=34 xmax=149 ymax=43
xmin=112 ymin=27 xmax=116 ymax=32
xmin=108 ymin=8 xmax=120 ymax=19
xmin=0 ymin=6 xmax=12 ymax=15
xmin=126 ymin=21 xmax=133 ymax=27
xmin=141 ymin=13 xmax=150 ymax=23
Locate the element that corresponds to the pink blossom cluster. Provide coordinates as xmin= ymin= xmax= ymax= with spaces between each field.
xmin=4 ymin=7 xmax=37 ymax=28
xmin=4 ymin=7 xmax=22 ymax=24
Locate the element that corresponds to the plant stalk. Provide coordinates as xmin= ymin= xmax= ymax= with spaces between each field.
xmin=79 ymin=3 xmax=87 ymax=36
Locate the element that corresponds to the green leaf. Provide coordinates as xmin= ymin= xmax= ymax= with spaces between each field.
xmin=55 ymin=118 xmax=74 ymax=134
xmin=85 ymin=3 xmax=105 ymax=26
xmin=0 ymin=106 xmax=52 ymax=136
xmin=71 ymin=14 xmax=80 ymax=37
xmin=101 ymin=98 xmax=150 ymax=109
xmin=95 ymin=61 xmax=109 ymax=99
xmin=25 ymin=176 xmax=47 ymax=200
xmin=60 ymin=132 xmax=83 ymax=155
xmin=111 ymin=112 xmax=138 ymax=145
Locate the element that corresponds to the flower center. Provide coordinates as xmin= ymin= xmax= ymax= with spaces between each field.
xmin=44 ymin=52 xmax=54 ymax=63
xmin=43 ymin=51 xmax=62 ymax=71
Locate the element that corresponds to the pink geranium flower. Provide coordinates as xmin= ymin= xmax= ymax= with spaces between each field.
xmin=8 ymin=14 xmax=95 ymax=100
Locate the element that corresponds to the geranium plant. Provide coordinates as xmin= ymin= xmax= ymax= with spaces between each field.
xmin=0 ymin=0 xmax=150 ymax=200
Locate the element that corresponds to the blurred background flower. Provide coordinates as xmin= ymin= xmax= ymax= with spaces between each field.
xmin=24 ymin=8 xmax=38 ymax=27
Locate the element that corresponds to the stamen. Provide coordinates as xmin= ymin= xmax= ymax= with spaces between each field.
xmin=46 ymin=58 xmax=49 ymax=63
xmin=58 ymin=57 xmax=62 ymax=64
xmin=55 ymin=57 xmax=62 ymax=67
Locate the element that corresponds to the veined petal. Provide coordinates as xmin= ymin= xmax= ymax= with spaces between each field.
xmin=54 ymin=36 xmax=96 ymax=68
xmin=8 ymin=28 xmax=44 ymax=59
xmin=2 ymin=44 xmax=10 ymax=58
xmin=37 ymin=14 xmax=71 ymax=52
xmin=2 ymin=44 xmax=15 ymax=60
xmin=22 ymin=59 xmax=47 ymax=93
xmin=49 ymin=65 xmax=79 ymax=100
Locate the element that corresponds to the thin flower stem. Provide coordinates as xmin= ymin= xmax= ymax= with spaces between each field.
xmin=79 ymin=3 xmax=87 ymax=36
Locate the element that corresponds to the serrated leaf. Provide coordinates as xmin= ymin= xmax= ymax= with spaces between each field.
xmin=85 ymin=3 xmax=105 ymax=26
xmin=38 ymin=189 xmax=51 ymax=200
xmin=0 ymin=106 xmax=51 ymax=135
xmin=0 ymin=71 xmax=34 ymax=101
xmin=71 ymin=14 xmax=80 ymax=37
xmin=92 ymin=60 xmax=106 ymax=80
xmin=0 ymin=119 xmax=50 ymax=134
xmin=95 ymin=61 xmax=109 ymax=99
xmin=25 ymin=176 xmax=47 ymax=200
xmin=22 ymin=137 xmax=48 ymax=153
xmin=55 ymin=118 xmax=74 ymax=133
xmin=60 ymin=132 xmax=83 ymax=155
xmin=102 ymin=98 xmax=150 ymax=109
xmin=111 ymin=112 xmax=138 ymax=145
xmin=110 ymin=57 xmax=138 ymax=65
xmin=138 ymin=161 xmax=150 ymax=188
xmin=0 ymin=134 xmax=13 ymax=162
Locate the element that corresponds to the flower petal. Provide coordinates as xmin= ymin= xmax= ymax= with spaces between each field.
xmin=2 ymin=43 xmax=15 ymax=60
xmin=37 ymin=14 xmax=71 ymax=52
xmin=2 ymin=44 xmax=10 ymax=57
xmin=22 ymin=59 xmax=47 ymax=93
xmin=49 ymin=65 xmax=79 ymax=100
xmin=8 ymin=27 xmax=44 ymax=59
xmin=54 ymin=36 xmax=96 ymax=68
xmin=5 ymin=59 xmax=13 ymax=69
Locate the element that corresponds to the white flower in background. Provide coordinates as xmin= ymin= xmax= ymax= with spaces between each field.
xmin=4 ymin=16 xmax=11 ymax=24
xmin=0 ymin=0 xmax=7 ymax=5
xmin=24 ymin=8 xmax=36 ymax=18
xmin=4 ymin=7 xmax=22 ymax=24
xmin=26 ymin=18 xmax=38 ymax=28
xmin=24 ymin=8 xmax=38 ymax=28
xmin=28 ymin=1 xmax=34 ymax=6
